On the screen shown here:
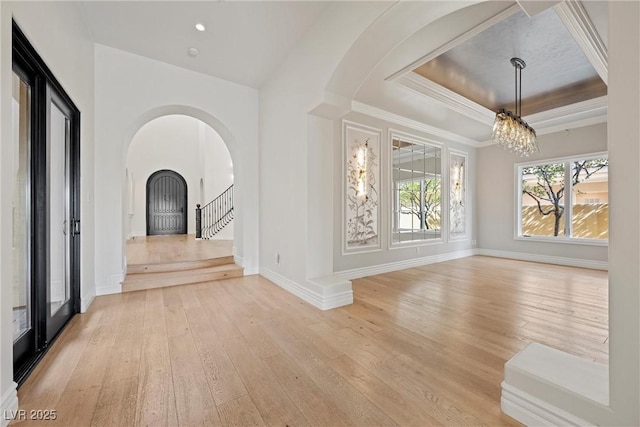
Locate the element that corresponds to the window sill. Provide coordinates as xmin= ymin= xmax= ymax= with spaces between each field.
xmin=515 ymin=235 xmax=608 ymax=247
xmin=389 ymin=232 xmax=444 ymax=249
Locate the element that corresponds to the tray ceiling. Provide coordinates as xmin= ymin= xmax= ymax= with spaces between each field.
xmin=412 ymin=7 xmax=607 ymax=116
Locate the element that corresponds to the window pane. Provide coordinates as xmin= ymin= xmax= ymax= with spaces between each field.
xmin=571 ymin=158 xmax=608 ymax=239
xmin=521 ymin=162 xmax=565 ymax=237
xmin=49 ymin=101 xmax=71 ymax=316
xmin=12 ymin=72 xmax=31 ymax=342
xmin=392 ymin=138 xmax=441 ymax=244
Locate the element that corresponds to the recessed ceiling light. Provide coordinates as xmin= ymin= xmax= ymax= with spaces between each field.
xmin=195 ymin=23 xmax=206 ymax=32
xmin=188 ymin=47 xmax=199 ymax=57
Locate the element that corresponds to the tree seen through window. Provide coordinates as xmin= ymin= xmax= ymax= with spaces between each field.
xmin=520 ymin=156 xmax=608 ymax=239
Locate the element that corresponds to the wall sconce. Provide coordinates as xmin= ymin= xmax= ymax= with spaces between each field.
xmin=452 ymin=163 xmax=464 ymax=204
xmin=356 ymin=142 xmax=368 ymax=197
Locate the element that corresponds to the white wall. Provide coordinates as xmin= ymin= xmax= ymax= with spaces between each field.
xmin=333 ymin=111 xmax=476 ymax=274
xmin=477 ymin=123 xmax=608 ymax=267
xmin=126 ymin=115 xmax=233 ymax=239
xmin=259 ymin=2 xmax=394 ymax=307
xmin=94 ymin=44 xmax=258 ymax=295
xmin=1 ymin=2 xmax=95 ymax=423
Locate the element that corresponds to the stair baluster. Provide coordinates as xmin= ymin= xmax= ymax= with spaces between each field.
xmin=196 ymin=184 xmax=234 ymax=239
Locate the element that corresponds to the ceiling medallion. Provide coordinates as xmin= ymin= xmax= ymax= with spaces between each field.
xmin=492 ymin=57 xmax=539 ymax=157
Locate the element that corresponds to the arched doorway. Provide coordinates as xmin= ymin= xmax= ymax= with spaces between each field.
xmin=126 ymin=114 xmax=235 ymax=239
xmin=146 ymin=169 xmax=187 ymax=235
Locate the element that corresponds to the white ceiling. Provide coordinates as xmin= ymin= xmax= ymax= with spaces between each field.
xmin=75 ymin=1 xmax=608 ymax=144
xmin=77 ymin=1 xmax=330 ymax=88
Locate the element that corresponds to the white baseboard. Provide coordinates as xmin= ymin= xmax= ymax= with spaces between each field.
xmin=96 ymin=271 xmax=124 ymax=296
xmin=96 ymin=284 xmax=122 ymax=296
xmin=478 ymin=249 xmax=608 ymax=271
xmin=260 ymin=269 xmax=352 ymax=310
xmin=261 ymin=268 xmax=321 ymax=308
xmin=244 ymin=267 xmax=259 ymax=275
xmin=233 ymin=255 xmax=243 ymax=267
xmin=502 ymin=382 xmax=592 ymax=426
xmin=334 ymin=249 xmax=478 ymax=281
xmin=81 ymin=292 xmax=96 ymax=313
xmin=234 ymin=255 xmax=258 ymax=275
xmin=1 ymin=382 xmax=18 ymax=427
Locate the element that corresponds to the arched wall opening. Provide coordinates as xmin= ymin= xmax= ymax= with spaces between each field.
xmin=125 ymin=114 xmax=234 ymax=240
xmin=120 ymin=105 xmax=244 ymax=272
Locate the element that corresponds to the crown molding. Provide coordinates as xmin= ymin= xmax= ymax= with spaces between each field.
xmin=351 ymin=100 xmax=482 ymax=147
xmin=554 ymin=0 xmax=608 ymax=84
xmin=386 ymin=4 xmax=521 ymax=81
xmin=527 ymin=95 xmax=607 ymax=132
xmin=396 ymin=73 xmax=607 ymax=135
xmin=397 ymin=72 xmax=495 ymax=125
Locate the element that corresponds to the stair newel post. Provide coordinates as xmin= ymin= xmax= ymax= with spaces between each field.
xmin=195 ymin=204 xmax=202 ymax=239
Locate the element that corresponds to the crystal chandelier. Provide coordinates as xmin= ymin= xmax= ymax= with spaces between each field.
xmin=492 ymin=57 xmax=538 ymax=157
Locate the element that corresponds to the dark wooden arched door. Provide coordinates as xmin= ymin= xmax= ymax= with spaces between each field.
xmin=147 ymin=170 xmax=187 ymax=235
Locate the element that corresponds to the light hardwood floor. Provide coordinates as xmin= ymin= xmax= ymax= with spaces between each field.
xmin=12 ymin=256 xmax=608 ymax=426
xmin=126 ymin=235 xmax=233 ymax=265
xmin=123 ymin=235 xmax=241 ymax=292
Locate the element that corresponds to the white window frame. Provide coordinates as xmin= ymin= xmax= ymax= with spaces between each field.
xmin=515 ymin=151 xmax=608 ymax=246
xmin=394 ymin=176 xmax=441 ymax=233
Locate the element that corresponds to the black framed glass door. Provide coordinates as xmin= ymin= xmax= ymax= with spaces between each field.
xmin=45 ymin=86 xmax=79 ymax=343
xmin=12 ymin=21 xmax=81 ymax=385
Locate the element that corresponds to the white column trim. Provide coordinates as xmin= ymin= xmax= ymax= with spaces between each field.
xmin=502 ymin=382 xmax=593 ymax=426
xmin=260 ymin=269 xmax=353 ymax=311
xmin=1 ymin=382 xmax=18 ymax=427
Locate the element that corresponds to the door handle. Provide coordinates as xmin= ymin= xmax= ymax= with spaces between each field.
xmin=72 ymin=219 xmax=80 ymax=235
xmin=63 ymin=220 xmax=67 ymax=235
